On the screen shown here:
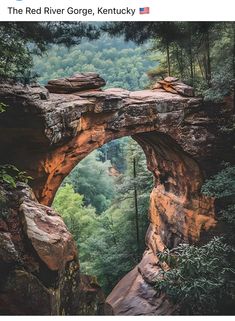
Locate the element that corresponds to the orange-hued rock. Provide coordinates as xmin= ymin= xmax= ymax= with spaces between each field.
xmin=152 ymin=77 xmax=194 ymax=97
xmin=0 ymin=74 xmax=234 ymax=315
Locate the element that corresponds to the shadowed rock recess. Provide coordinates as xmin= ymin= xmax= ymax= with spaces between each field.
xmin=0 ymin=73 xmax=234 ymax=315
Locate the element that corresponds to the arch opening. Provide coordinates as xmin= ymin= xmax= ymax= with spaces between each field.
xmin=52 ymin=136 xmax=153 ymax=296
xmin=50 ymin=130 xmax=216 ymax=314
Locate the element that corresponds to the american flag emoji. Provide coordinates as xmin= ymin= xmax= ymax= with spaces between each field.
xmin=139 ymin=7 xmax=150 ymax=14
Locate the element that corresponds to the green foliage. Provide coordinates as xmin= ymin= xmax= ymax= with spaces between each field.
xmin=0 ymin=23 xmax=32 ymax=80
xmin=202 ymin=164 xmax=235 ymax=243
xmin=33 ymin=34 xmax=154 ymax=90
xmin=0 ymin=22 xmax=99 ymax=81
xmin=53 ymin=138 xmax=153 ymax=294
xmin=53 ymin=183 xmax=98 ymax=255
xmin=83 ymin=203 xmax=142 ymax=294
xmin=155 ymin=237 xmax=235 ymax=315
xmin=0 ymin=102 xmax=7 ymax=113
xmin=155 ymin=164 xmax=235 ymax=314
xmin=0 ymin=164 xmax=32 ymax=188
xmin=201 ymin=164 xmax=235 ymax=198
xmin=103 ymin=22 xmax=235 ymax=100
xmin=64 ymin=150 xmax=115 ymax=214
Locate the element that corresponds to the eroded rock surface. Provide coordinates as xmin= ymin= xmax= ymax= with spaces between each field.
xmin=0 ymin=75 xmax=234 ymax=315
xmin=152 ymin=77 xmax=194 ymax=97
xmin=45 ymin=72 xmax=106 ymax=93
xmin=0 ymin=184 xmax=104 ymax=315
xmin=21 ymin=199 xmax=77 ymax=271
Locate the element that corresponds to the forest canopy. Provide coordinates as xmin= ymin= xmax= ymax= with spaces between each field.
xmin=103 ymin=22 xmax=235 ymax=101
xmin=32 ymin=34 xmax=154 ymax=90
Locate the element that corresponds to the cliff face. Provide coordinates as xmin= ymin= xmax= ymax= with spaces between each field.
xmin=0 ymin=183 xmax=104 ymax=315
xmin=0 ymin=75 xmax=234 ymax=315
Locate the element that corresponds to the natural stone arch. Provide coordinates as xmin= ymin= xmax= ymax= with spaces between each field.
xmin=0 ymin=77 xmax=233 ymax=315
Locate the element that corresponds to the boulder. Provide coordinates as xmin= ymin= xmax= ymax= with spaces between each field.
xmin=164 ymin=76 xmax=179 ymax=83
xmin=152 ymin=77 xmax=194 ymax=97
xmin=45 ymin=72 xmax=106 ymax=94
xmin=20 ymin=199 xmax=77 ymax=271
xmin=173 ymin=82 xmax=194 ymax=97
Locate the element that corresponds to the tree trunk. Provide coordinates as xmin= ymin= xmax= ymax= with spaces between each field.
xmin=175 ymin=45 xmax=183 ymax=79
xmin=197 ymin=55 xmax=206 ymax=81
xmin=233 ymin=22 xmax=235 ymax=113
xmin=205 ymin=30 xmax=211 ymax=87
xmin=166 ymin=42 xmax=171 ymax=76
xmin=133 ymin=157 xmax=140 ymax=261
xmin=188 ymin=23 xmax=194 ymax=86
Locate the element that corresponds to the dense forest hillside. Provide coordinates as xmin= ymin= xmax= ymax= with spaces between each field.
xmin=33 ymin=34 xmax=155 ymax=90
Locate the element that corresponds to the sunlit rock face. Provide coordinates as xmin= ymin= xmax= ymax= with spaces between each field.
xmin=106 ymin=133 xmax=216 ymax=315
xmin=0 ymin=75 xmax=234 ymax=315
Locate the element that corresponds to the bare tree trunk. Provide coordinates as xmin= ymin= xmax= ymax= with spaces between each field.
xmin=133 ymin=157 xmax=140 ymax=261
xmin=205 ymin=30 xmax=211 ymax=87
xmin=175 ymin=45 xmax=183 ymax=79
xmin=197 ymin=54 xmax=206 ymax=82
xmin=166 ymin=42 xmax=171 ymax=76
xmin=188 ymin=23 xmax=194 ymax=86
xmin=233 ymin=22 xmax=235 ymax=113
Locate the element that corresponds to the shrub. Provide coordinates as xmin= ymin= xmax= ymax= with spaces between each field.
xmin=154 ymin=237 xmax=235 ymax=315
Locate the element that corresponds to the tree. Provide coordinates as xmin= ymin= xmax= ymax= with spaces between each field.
xmin=33 ymin=34 xmax=153 ymax=90
xmin=102 ymin=22 xmax=180 ymax=77
xmin=64 ymin=150 xmax=116 ymax=214
xmin=0 ymin=22 xmax=99 ymax=80
xmin=114 ymin=139 xmax=153 ymax=259
xmin=202 ymin=163 xmax=235 ymax=243
xmin=102 ymin=22 xmax=235 ymax=100
xmin=53 ymin=183 xmax=99 ymax=266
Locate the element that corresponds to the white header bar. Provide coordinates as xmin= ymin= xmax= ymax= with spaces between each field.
xmin=0 ymin=0 xmax=234 ymax=21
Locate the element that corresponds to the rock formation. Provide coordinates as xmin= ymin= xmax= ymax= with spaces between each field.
xmin=45 ymin=72 xmax=106 ymax=93
xmin=0 ymin=74 xmax=234 ymax=315
xmin=0 ymin=183 xmax=104 ymax=315
xmin=152 ymin=77 xmax=194 ymax=97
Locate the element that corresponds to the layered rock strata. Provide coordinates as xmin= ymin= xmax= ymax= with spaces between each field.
xmin=0 ymin=75 xmax=234 ymax=315
xmin=45 ymin=72 xmax=106 ymax=93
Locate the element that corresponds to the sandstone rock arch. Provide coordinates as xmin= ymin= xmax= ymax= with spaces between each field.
xmin=0 ymin=77 xmax=233 ymax=315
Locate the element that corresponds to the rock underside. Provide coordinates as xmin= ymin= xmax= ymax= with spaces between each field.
xmin=0 ymin=73 xmax=234 ymax=315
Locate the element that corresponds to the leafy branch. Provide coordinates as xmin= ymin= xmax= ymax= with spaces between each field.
xmin=0 ymin=164 xmax=32 ymax=188
xmin=0 ymin=102 xmax=7 ymax=113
